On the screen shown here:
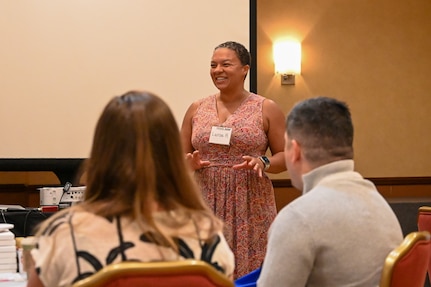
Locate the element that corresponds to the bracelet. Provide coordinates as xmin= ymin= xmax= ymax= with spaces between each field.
xmin=258 ymin=156 xmax=270 ymax=171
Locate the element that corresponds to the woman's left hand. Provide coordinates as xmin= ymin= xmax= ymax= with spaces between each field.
xmin=232 ymin=155 xmax=265 ymax=177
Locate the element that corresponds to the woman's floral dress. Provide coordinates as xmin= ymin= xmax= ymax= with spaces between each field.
xmin=191 ymin=93 xmax=277 ymax=278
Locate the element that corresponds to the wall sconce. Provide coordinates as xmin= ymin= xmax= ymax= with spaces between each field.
xmin=273 ymin=40 xmax=301 ymax=85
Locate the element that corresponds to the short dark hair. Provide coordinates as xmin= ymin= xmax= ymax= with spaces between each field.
xmin=215 ymin=41 xmax=251 ymax=66
xmin=286 ymin=96 xmax=354 ymax=164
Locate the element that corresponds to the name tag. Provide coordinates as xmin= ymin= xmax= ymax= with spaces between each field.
xmin=209 ymin=126 xmax=232 ymax=146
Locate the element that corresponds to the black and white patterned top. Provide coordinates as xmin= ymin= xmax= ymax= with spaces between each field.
xmin=31 ymin=210 xmax=235 ymax=287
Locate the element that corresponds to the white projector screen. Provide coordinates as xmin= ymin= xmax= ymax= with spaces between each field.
xmin=0 ymin=0 xmax=250 ymax=159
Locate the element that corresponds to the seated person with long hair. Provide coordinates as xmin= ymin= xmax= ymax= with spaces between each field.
xmin=27 ymin=91 xmax=235 ymax=287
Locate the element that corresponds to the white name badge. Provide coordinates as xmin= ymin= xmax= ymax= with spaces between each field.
xmin=209 ymin=126 xmax=232 ymax=146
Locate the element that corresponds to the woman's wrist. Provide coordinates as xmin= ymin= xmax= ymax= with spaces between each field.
xmin=258 ymin=156 xmax=270 ymax=171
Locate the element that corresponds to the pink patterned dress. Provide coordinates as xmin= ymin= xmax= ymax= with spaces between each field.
xmin=191 ymin=93 xmax=277 ymax=278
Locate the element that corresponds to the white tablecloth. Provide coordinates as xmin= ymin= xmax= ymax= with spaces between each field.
xmin=0 ymin=272 xmax=27 ymax=286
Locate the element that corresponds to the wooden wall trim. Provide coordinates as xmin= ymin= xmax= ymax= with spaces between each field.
xmin=271 ymin=179 xmax=292 ymax=188
xmin=272 ymin=177 xmax=431 ymax=211
xmin=1 ymin=177 xmax=430 ymax=209
xmin=366 ymin=177 xmax=431 ymax=186
xmin=272 ymin=177 xmax=431 ymax=188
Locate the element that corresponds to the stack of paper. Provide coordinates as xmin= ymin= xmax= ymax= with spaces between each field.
xmin=0 ymin=224 xmax=17 ymax=273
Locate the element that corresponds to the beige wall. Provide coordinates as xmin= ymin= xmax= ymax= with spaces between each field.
xmin=0 ymin=0 xmax=249 ymax=159
xmin=258 ymin=0 xmax=431 ymax=179
xmin=2 ymin=1 xmax=431 ymax=185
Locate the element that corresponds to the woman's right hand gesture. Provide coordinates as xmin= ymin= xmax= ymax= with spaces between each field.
xmin=185 ymin=150 xmax=211 ymax=171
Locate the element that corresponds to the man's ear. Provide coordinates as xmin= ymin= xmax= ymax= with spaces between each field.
xmin=291 ymin=139 xmax=302 ymax=163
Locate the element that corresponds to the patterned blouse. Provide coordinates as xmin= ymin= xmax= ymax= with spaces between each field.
xmin=31 ymin=209 xmax=235 ymax=287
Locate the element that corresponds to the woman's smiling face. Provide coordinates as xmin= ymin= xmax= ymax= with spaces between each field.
xmin=210 ymin=48 xmax=249 ymax=91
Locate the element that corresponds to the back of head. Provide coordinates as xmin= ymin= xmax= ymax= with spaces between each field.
xmin=286 ymin=96 xmax=354 ymax=165
xmin=34 ymin=91 xmax=222 ymax=252
xmin=84 ymin=91 xmax=208 ymax=218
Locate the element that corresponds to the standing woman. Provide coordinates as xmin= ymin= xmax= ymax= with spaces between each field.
xmin=181 ymin=41 xmax=287 ymax=278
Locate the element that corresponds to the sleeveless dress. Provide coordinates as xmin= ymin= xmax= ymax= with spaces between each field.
xmin=191 ymin=93 xmax=277 ymax=278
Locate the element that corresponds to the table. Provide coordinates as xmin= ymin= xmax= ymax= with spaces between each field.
xmin=0 ymin=209 xmax=54 ymax=237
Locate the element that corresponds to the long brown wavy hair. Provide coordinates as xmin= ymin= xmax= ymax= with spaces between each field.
xmin=37 ymin=90 xmax=222 ymax=251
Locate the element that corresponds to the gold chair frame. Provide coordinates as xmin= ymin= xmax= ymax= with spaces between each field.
xmin=72 ymin=259 xmax=234 ymax=287
xmin=379 ymin=231 xmax=431 ymax=287
xmin=417 ymin=205 xmax=431 ymax=283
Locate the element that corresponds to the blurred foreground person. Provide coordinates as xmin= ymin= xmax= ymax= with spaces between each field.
xmin=258 ymin=96 xmax=403 ymax=287
xmin=27 ymin=90 xmax=234 ymax=287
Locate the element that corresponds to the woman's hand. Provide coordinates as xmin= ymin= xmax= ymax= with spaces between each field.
xmin=232 ymin=155 xmax=266 ymax=177
xmin=185 ymin=150 xmax=211 ymax=171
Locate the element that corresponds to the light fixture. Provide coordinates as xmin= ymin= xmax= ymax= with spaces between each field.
xmin=273 ymin=40 xmax=301 ymax=85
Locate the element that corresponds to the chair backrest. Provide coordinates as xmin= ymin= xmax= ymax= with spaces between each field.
xmin=418 ymin=206 xmax=431 ymax=233
xmin=379 ymin=231 xmax=431 ymax=287
xmin=417 ymin=206 xmax=431 ymax=283
xmin=72 ymin=259 xmax=234 ymax=287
